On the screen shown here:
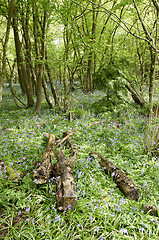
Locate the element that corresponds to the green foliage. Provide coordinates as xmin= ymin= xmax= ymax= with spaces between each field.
xmin=0 ymin=86 xmax=159 ymax=239
xmin=91 ymin=96 xmax=115 ymax=113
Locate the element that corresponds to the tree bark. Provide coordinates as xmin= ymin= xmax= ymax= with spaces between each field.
xmin=91 ymin=151 xmax=141 ymax=201
xmin=0 ymin=0 xmax=15 ymax=108
xmin=34 ymin=129 xmax=78 ymax=211
xmin=21 ymin=5 xmax=36 ymax=94
xmin=34 ymin=9 xmax=48 ymax=113
xmin=12 ymin=11 xmax=34 ymax=106
xmin=42 ymin=75 xmax=54 ymax=108
xmin=45 ymin=48 xmax=59 ymax=106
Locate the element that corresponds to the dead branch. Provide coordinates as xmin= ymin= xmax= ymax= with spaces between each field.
xmin=56 ymin=128 xmax=78 ymax=147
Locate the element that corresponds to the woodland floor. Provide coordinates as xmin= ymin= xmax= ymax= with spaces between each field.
xmin=0 ymin=84 xmax=159 ymax=240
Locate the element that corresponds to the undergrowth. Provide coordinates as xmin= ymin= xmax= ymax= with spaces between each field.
xmin=0 ymin=85 xmax=159 ymax=239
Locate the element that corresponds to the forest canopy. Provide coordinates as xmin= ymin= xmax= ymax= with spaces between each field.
xmin=0 ymin=0 xmax=158 ymax=113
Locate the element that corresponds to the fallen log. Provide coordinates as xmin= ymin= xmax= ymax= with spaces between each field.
xmin=33 ymin=129 xmax=78 ymax=211
xmin=52 ymin=130 xmax=78 ymax=211
xmin=142 ymin=204 xmax=158 ymax=217
xmin=125 ymin=84 xmax=146 ymax=107
xmin=90 ymin=151 xmax=141 ymax=201
xmin=33 ymin=134 xmax=55 ymax=184
xmin=52 ymin=150 xmax=77 ymax=211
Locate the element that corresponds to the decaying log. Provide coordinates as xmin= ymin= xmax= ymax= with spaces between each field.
xmin=90 ymin=151 xmax=141 ymax=201
xmin=33 ymin=129 xmax=78 ymax=211
xmin=33 ymin=134 xmax=55 ymax=184
xmin=142 ymin=204 xmax=158 ymax=217
xmin=52 ymin=150 xmax=77 ymax=211
xmin=52 ymin=130 xmax=78 ymax=211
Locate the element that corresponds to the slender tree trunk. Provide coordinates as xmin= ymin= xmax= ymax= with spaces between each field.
xmin=45 ymin=49 xmax=59 ymax=105
xmin=42 ymin=75 xmax=54 ymax=108
xmin=12 ymin=12 xmax=34 ymax=107
xmin=35 ymin=10 xmax=48 ymax=113
xmin=149 ymin=48 xmax=157 ymax=104
xmin=87 ymin=56 xmax=93 ymax=92
xmin=0 ymin=0 xmax=15 ymax=108
xmin=63 ymin=23 xmax=69 ymax=95
xmin=86 ymin=1 xmax=97 ymax=92
xmin=21 ymin=6 xmax=36 ymax=94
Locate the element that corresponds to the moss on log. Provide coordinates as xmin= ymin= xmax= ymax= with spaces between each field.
xmin=33 ymin=134 xmax=55 ymax=184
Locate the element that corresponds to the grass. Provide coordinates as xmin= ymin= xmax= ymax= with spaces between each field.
xmin=0 ymin=85 xmax=159 ymax=239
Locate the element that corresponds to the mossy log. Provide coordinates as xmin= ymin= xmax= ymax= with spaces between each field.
xmin=52 ymin=130 xmax=78 ymax=211
xmin=52 ymin=150 xmax=77 ymax=211
xmin=90 ymin=151 xmax=141 ymax=201
xmin=33 ymin=134 xmax=55 ymax=184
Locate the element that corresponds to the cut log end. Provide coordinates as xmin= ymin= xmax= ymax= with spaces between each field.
xmin=142 ymin=204 xmax=158 ymax=217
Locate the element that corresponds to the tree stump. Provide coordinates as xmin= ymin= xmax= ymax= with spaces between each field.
xmin=90 ymin=151 xmax=141 ymax=201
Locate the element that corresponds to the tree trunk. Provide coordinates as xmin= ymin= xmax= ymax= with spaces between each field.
xmin=45 ymin=48 xmax=59 ymax=105
xmin=52 ymin=150 xmax=77 ymax=211
xmin=7 ymin=58 xmax=27 ymax=108
xmin=42 ymin=75 xmax=54 ymax=108
xmin=87 ymin=56 xmax=93 ymax=92
xmin=21 ymin=5 xmax=36 ymax=94
xmin=0 ymin=0 xmax=15 ymax=108
xmin=12 ymin=12 xmax=34 ymax=107
xmin=149 ymin=47 xmax=157 ymax=104
xmin=34 ymin=9 xmax=48 ymax=113
xmin=63 ymin=23 xmax=70 ymax=109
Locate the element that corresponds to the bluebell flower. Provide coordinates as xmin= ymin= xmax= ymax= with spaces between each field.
xmin=54 ymin=214 xmax=61 ymax=222
xmin=119 ymin=228 xmax=128 ymax=235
